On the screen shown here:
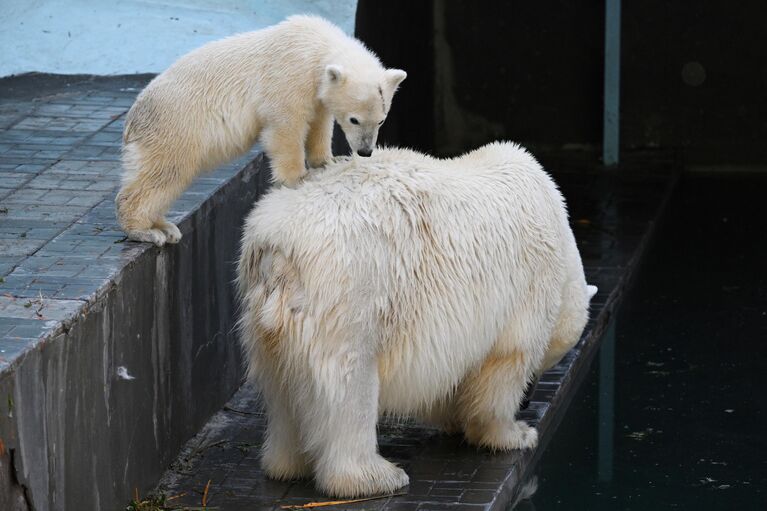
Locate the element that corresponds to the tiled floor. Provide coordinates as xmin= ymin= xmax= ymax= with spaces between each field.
xmin=0 ymin=76 xmax=257 ymax=369
xmin=151 ymin=163 xmax=679 ymax=510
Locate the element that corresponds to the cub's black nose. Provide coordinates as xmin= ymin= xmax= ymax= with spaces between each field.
xmin=357 ymin=148 xmax=372 ymax=157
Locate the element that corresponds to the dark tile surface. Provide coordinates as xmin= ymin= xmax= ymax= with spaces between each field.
xmin=0 ymin=76 xmax=259 ymax=371
xmin=152 ymin=163 xmax=679 ymax=510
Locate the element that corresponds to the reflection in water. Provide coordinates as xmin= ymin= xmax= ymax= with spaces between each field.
xmin=597 ymin=320 xmax=616 ymax=483
xmin=510 ymin=476 xmax=539 ymax=510
xmin=511 ymin=320 xmax=617 ymax=511
xmin=515 ymin=174 xmax=767 ymax=510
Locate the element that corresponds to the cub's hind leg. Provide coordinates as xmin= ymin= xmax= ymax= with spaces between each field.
xmin=116 ymin=143 xmax=195 ymax=246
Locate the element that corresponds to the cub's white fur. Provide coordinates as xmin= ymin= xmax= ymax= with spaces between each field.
xmin=116 ymin=15 xmax=406 ymax=246
xmin=237 ymin=142 xmax=595 ymax=497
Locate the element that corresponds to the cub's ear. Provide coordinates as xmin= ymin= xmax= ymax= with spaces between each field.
xmin=325 ymin=64 xmax=345 ymax=84
xmin=384 ymin=69 xmax=407 ymax=91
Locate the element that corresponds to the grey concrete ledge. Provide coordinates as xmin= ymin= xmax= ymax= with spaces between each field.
xmin=0 ymin=75 xmax=271 ymax=510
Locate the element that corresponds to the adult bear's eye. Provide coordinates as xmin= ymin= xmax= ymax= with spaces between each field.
xmin=350 ymin=117 xmax=359 ymax=125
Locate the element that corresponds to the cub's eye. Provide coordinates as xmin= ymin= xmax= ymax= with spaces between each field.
xmin=349 ymin=117 xmax=359 ymax=125
xmin=378 ymin=120 xmax=384 ymax=126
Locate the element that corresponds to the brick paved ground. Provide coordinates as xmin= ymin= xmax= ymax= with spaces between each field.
xmin=0 ymin=75 xmax=259 ymax=369
xmin=151 ymin=163 xmax=679 ymax=511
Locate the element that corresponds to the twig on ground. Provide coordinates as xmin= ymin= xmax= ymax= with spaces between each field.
xmin=23 ymin=292 xmax=46 ymax=319
xmin=279 ymin=493 xmax=407 ymax=509
xmin=202 ymin=479 xmax=211 ymax=508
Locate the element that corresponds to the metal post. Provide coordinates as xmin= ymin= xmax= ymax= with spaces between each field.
xmin=603 ymin=0 xmax=621 ymax=166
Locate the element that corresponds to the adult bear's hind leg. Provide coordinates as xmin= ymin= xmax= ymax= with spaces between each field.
xmin=456 ymin=349 xmax=539 ymax=451
xmin=260 ymin=383 xmax=312 ymax=481
xmin=294 ymin=330 xmax=409 ymax=498
xmin=456 ymin=303 xmax=557 ymax=451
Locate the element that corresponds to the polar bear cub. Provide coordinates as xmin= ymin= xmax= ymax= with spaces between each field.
xmin=116 ymin=15 xmax=406 ymax=246
xmin=237 ymin=142 xmax=597 ymax=497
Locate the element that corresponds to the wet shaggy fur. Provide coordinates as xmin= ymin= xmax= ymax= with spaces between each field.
xmin=236 ymin=142 xmax=596 ymax=497
xmin=116 ymin=15 xmax=405 ymax=246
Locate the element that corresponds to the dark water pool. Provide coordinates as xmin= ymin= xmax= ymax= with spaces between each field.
xmin=521 ymin=173 xmax=767 ymax=510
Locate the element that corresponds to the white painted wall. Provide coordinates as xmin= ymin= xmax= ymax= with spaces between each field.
xmin=0 ymin=0 xmax=358 ymax=77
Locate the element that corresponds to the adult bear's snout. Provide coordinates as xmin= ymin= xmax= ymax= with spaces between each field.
xmin=357 ymin=148 xmax=373 ymax=157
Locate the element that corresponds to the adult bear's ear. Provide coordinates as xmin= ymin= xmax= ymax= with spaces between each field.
xmin=384 ymin=69 xmax=407 ymax=91
xmin=325 ymin=65 xmax=345 ymax=84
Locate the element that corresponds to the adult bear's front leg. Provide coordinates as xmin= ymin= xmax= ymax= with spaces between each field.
xmin=295 ymin=342 xmax=409 ymax=498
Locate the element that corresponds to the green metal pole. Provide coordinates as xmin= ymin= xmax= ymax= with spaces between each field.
xmin=603 ymin=0 xmax=621 ymax=166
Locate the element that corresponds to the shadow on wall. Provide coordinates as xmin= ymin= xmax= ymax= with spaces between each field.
xmin=356 ymin=0 xmax=767 ymax=166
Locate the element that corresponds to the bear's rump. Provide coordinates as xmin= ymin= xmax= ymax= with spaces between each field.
xmin=375 ymin=316 xmax=504 ymax=415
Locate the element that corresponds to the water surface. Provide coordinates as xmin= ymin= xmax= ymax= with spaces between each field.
xmin=525 ymin=173 xmax=767 ymax=510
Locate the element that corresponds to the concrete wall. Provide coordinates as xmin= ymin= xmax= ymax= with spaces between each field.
xmin=0 ymin=0 xmax=357 ymax=77
xmin=0 ymin=155 xmax=271 ymax=510
xmin=621 ymin=0 xmax=767 ymax=167
xmin=354 ymin=0 xmax=435 ymax=154
xmin=355 ymin=0 xmax=767 ymax=166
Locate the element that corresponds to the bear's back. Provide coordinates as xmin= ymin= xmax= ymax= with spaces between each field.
xmin=247 ymin=144 xmax=569 ymax=296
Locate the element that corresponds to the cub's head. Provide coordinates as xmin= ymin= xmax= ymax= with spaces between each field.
xmin=319 ymin=65 xmax=407 ymax=157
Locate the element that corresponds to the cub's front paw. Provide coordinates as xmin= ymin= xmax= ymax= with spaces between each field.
xmin=127 ymin=228 xmax=167 ymax=247
xmin=276 ymin=168 xmax=308 ymax=189
xmin=156 ymin=220 xmax=182 ymax=244
xmin=307 ymin=155 xmax=332 ymax=169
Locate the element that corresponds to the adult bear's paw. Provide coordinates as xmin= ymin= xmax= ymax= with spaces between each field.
xmin=465 ymin=419 xmax=539 ymax=452
xmin=316 ymin=454 xmax=409 ymax=498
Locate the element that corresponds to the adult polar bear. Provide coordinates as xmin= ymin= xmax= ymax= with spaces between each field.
xmin=237 ymin=142 xmax=596 ymax=497
xmin=117 ymin=15 xmax=406 ymax=246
